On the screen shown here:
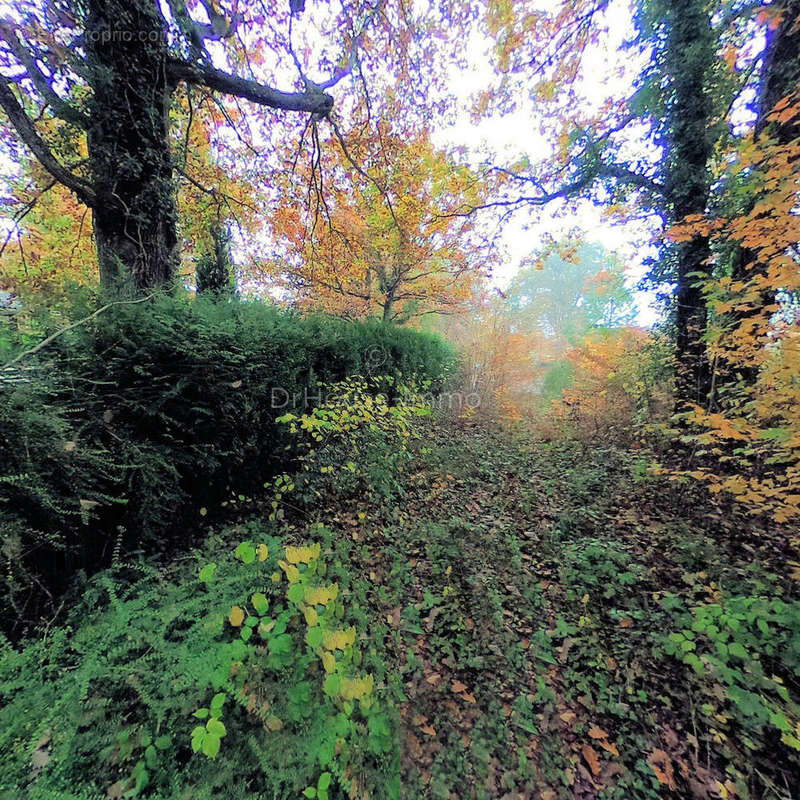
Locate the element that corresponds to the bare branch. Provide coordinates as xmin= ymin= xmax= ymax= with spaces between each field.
xmin=0 ymin=20 xmax=90 ymax=128
xmin=0 ymin=75 xmax=96 ymax=206
xmin=2 ymin=293 xmax=157 ymax=371
xmin=167 ymin=58 xmax=333 ymax=115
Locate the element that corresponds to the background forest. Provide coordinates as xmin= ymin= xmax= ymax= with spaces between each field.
xmin=0 ymin=0 xmax=799 ymax=799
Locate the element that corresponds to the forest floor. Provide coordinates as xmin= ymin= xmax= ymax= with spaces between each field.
xmin=310 ymin=417 xmax=798 ymax=799
xmin=3 ymin=416 xmax=798 ymax=800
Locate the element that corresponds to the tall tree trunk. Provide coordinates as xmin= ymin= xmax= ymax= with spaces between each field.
xmin=85 ymin=0 xmax=178 ymax=297
xmin=663 ymin=0 xmax=715 ymax=408
xmin=754 ymin=0 xmax=800 ymax=143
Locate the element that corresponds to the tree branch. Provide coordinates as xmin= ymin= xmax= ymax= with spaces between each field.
xmin=1 ymin=293 xmax=157 ymax=371
xmin=167 ymin=58 xmax=333 ymax=114
xmin=0 ymin=75 xmax=96 ymax=206
xmin=0 ymin=21 xmax=90 ymax=128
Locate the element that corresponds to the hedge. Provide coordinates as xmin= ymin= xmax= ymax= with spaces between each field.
xmin=0 ymin=293 xmax=453 ymax=632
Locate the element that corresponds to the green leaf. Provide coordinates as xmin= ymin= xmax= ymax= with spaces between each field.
xmin=306 ymin=626 xmax=324 ymax=648
xmin=251 ymin=592 xmax=269 ymax=615
xmin=145 ymin=744 xmax=158 ymax=768
xmin=154 ymin=735 xmax=171 ymax=751
xmin=206 ymin=719 xmax=227 ymax=738
xmin=241 ymin=626 xmax=253 ymax=642
xmin=288 ymin=584 xmax=305 ymax=604
xmin=198 ymin=563 xmax=217 ymax=583
xmin=324 ymin=674 xmax=341 ymax=697
xmin=190 ymin=727 xmax=205 ymax=754
xmin=303 ymin=789 xmax=317 ymax=798
xmin=684 ymin=653 xmax=705 ymax=676
xmin=318 ymin=771 xmax=332 ymax=800
xmin=210 ymin=693 xmax=226 ymax=714
xmin=202 ymin=734 xmax=221 ymax=758
xmin=235 ymin=541 xmax=255 ymax=564
xmin=729 ymin=642 xmax=748 ymax=660
xmin=193 ymin=708 xmax=209 ymax=719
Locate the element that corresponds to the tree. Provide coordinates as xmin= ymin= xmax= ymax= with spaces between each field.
xmin=265 ymin=128 xmax=492 ymax=322
xmin=1 ymin=84 xmax=259 ymax=295
xmin=0 ymin=0 xmax=416 ymax=297
xmin=195 ymin=220 xmax=235 ymax=298
xmin=507 ymin=240 xmax=636 ymax=349
xmin=473 ymin=0 xmax=778 ymax=407
xmin=664 ymin=97 xmax=800 ymax=523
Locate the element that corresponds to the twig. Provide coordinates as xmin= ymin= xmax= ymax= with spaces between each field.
xmin=1 ymin=293 xmax=157 ymax=371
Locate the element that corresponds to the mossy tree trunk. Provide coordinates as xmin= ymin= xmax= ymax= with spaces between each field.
xmin=85 ymin=0 xmax=179 ymax=296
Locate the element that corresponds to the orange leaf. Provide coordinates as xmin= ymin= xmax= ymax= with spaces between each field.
xmin=647 ymin=749 xmax=676 ymax=789
xmin=582 ymin=744 xmax=601 ymax=776
xmin=451 ymin=681 xmax=468 ymax=693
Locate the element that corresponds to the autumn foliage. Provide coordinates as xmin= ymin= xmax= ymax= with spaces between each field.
xmin=658 ymin=96 xmax=800 ymax=523
xmin=264 ymin=127 xmax=491 ymax=322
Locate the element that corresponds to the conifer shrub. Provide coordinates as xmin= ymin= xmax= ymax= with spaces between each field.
xmin=0 ymin=293 xmax=453 ymax=631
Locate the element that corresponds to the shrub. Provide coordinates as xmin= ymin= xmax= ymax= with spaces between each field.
xmin=662 ymin=592 xmax=800 ymax=792
xmin=0 ymin=293 xmax=454 ymax=631
xmin=0 ymin=522 xmax=403 ymax=799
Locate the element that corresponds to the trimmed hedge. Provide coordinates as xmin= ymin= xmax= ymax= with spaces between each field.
xmin=0 ymin=294 xmax=453 ymax=631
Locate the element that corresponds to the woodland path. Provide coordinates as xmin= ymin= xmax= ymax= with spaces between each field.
xmin=327 ymin=419 xmax=792 ymax=799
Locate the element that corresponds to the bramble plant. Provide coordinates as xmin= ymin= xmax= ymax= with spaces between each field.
xmin=272 ymin=375 xmax=433 ymax=509
xmin=194 ymin=537 xmax=391 ymax=797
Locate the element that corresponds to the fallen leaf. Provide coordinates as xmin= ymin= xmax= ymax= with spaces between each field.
xmin=419 ymin=723 xmax=437 ymax=736
xmin=647 ymin=748 xmax=676 ymax=790
xmin=426 ymin=673 xmax=442 ymax=686
xmin=451 ymin=681 xmax=468 ymax=693
xmin=582 ymin=744 xmax=601 ymax=776
xmin=461 ymin=692 xmax=477 ymax=704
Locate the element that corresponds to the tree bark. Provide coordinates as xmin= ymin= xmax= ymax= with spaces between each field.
xmin=663 ymin=0 xmax=715 ymax=408
xmin=85 ymin=0 xmax=179 ymax=297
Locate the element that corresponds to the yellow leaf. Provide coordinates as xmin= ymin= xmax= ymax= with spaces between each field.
xmin=256 ymin=543 xmax=268 ymax=562
xmin=228 ymin=606 xmax=245 ymax=627
xmin=339 ymin=674 xmax=374 ymax=701
xmin=322 ymin=651 xmax=336 ymax=673
xmin=278 ymin=560 xmax=300 ymax=583
xmin=323 ymin=627 xmax=356 ymax=651
xmin=304 ymin=606 xmax=318 ymax=626
xmin=305 ymin=584 xmax=338 ymax=606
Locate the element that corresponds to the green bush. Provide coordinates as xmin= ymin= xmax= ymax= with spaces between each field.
xmin=0 ymin=293 xmax=454 ymax=631
xmin=0 ymin=521 xmax=402 ymax=800
xmin=662 ymin=592 xmax=800 ymax=781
